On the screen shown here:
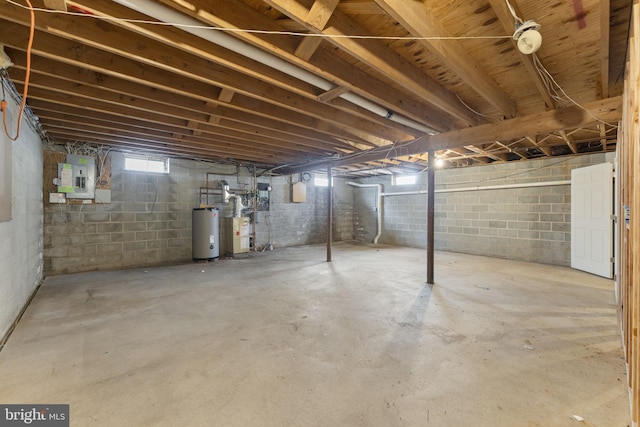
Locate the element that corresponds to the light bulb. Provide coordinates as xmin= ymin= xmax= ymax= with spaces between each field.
xmin=435 ymin=158 xmax=445 ymax=168
xmin=517 ymin=29 xmax=542 ymax=54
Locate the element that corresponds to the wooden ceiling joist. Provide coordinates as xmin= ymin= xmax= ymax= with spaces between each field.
xmin=284 ymin=97 xmax=622 ymax=173
xmin=0 ymin=0 xmax=626 ymax=175
xmin=374 ymin=0 xmax=517 ymax=118
xmin=0 ymin=5 xmax=414 ymax=143
xmin=263 ymin=0 xmax=481 ymax=125
xmin=293 ymin=0 xmax=340 ymax=61
xmin=1 ymin=26 xmax=380 ymax=149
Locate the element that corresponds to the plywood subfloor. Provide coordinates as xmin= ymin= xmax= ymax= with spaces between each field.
xmin=0 ymin=243 xmax=630 ymax=426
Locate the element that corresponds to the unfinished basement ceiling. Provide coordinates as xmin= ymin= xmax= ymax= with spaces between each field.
xmin=0 ymin=0 xmax=630 ymax=176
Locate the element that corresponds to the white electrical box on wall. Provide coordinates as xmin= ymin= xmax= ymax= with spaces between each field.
xmin=292 ymin=182 xmax=306 ymax=203
xmin=49 ymin=193 xmax=66 ymax=204
xmin=57 ymin=154 xmax=96 ymax=199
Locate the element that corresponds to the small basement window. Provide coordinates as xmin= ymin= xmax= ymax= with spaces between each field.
xmin=124 ymin=155 xmax=170 ymax=174
xmin=393 ymin=175 xmax=416 ymax=186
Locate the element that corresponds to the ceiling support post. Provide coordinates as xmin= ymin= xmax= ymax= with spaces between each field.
xmin=327 ymin=165 xmax=333 ymax=262
xmin=427 ymin=151 xmax=435 ymax=284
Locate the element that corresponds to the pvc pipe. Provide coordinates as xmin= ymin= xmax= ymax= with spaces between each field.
xmin=347 ymin=181 xmax=382 ymax=244
xmin=112 ymin=0 xmax=436 ymax=134
xmin=435 ymin=180 xmax=570 ymax=193
xmin=381 ymin=190 xmax=429 ymax=197
xmin=380 ymin=180 xmax=570 ymax=196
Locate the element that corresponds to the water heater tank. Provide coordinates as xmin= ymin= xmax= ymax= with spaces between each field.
xmin=192 ymin=208 xmax=219 ymax=261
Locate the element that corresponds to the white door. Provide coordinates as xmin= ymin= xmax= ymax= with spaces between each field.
xmin=571 ymin=163 xmax=613 ymax=278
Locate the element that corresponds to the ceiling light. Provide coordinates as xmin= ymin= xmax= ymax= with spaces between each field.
xmin=435 ymin=158 xmax=445 ymax=168
xmin=513 ymin=20 xmax=542 ymax=55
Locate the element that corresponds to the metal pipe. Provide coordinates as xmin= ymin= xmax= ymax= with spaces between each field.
xmin=347 ymin=181 xmax=382 ymax=244
xmin=112 ymin=0 xmax=436 ymax=134
xmin=426 ymin=152 xmax=435 ymax=285
xmin=327 ymin=166 xmax=333 ymax=262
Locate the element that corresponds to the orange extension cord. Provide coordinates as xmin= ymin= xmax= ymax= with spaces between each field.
xmin=2 ymin=0 xmax=35 ymax=141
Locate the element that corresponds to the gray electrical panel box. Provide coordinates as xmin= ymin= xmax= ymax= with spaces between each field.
xmin=57 ymin=154 xmax=96 ymax=199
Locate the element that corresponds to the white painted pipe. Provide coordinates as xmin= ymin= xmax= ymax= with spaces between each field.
xmin=435 ymin=180 xmax=570 ymax=193
xmin=381 ymin=190 xmax=429 ymax=197
xmin=347 ymin=181 xmax=382 ymax=244
xmin=379 ymin=180 xmax=570 ymax=196
xmin=112 ymin=0 xmax=436 ymax=134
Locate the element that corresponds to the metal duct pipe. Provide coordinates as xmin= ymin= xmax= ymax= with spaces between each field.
xmin=112 ymin=0 xmax=436 ymax=134
xmin=347 ymin=181 xmax=382 ymax=244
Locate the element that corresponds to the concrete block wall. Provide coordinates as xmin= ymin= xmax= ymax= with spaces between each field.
xmin=353 ymin=153 xmax=611 ymax=266
xmin=0 ymin=93 xmax=44 ymax=340
xmin=44 ymin=153 xmax=202 ymax=274
xmin=251 ymin=176 xmax=353 ymax=250
xmin=44 ymin=154 xmax=353 ymax=275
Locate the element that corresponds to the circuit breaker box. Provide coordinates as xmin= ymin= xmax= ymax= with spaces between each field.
xmin=224 ymin=217 xmax=250 ymax=255
xmin=57 ymin=154 xmax=96 ymax=199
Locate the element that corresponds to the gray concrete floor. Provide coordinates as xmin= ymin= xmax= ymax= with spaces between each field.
xmin=0 ymin=242 xmax=630 ymax=426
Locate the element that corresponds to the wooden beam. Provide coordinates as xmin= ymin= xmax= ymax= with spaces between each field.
xmin=525 ymin=136 xmax=553 ymax=157
xmin=316 ymin=86 xmax=350 ymax=103
xmin=263 ymin=0 xmax=481 ymax=125
xmin=600 ymin=0 xmax=611 ymax=99
xmin=337 ymin=1 xmax=384 ymax=15
xmin=12 ymin=72 xmax=342 ymax=155
xmin=43 ymin=0 xmax=66 ymax=10
xmin=559 ymin=130 xmax=579 ymax=154
xmin=374 ymin=0 xmax=516 ymax=118
xmin=0 ymin=17 xmax=396 ymax=149
xmin=600 ymin=123 xmax=608 ymax=151
xmin=494 ymin=140 xmax=527 ymax=159
xmin=294 ymin=37 xmax=323 ymax=61
xmin=19 ymin=84 xmax=340 ymax=160
xmin=150 ymin=0 xmax=457 ymax=133
xmin=4 ymin=41 xmax=372 ymax=148
xmin=294 ymin=0 xmax=340 ymax=60
xmin=487 ymin=0 xmax=556 ymax=110
xmin=218 ymin=88 xmax=236 ymax=103
xmin=426 ymin=97 xmax=621 ymax=151
xmin=206 ymin=89 xmax=235 ymax=125
xmin=282 ymin=97 xmax=622 ymax=173
xmin=464 ymin=145 xmax=508 ymax=162
xmin=2 ymin=2 xmax=411 ymax=143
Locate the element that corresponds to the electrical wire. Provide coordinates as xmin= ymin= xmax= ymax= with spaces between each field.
xmin=0 ymin=69 xmax=44 ymax=140
xmin=505 ymin=0 xmax=524 ymax=25
xmin=455 ymin=94 xmax=504 ymax=120
xmin=2 ymin=0 xmax=616 ymax=174
xmin=2 ymin=0 xmax=34 ymax=141
xmin=531 ymin=54 xmax=618 ymax=128
xmin=4 ymin=0 xmax=511 ymax=42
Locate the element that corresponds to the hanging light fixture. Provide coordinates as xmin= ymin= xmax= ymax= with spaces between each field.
xmin=513 ymin=20 xmax=542 ymax=55
xmin=505 ymin=1 xmax=542 ymax=55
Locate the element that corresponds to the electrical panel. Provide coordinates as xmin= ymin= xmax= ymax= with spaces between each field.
xmin=257 ymin=182 xmax=271 ymax=211
xmin=57 ymin=154 xmax=96 ymax=199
